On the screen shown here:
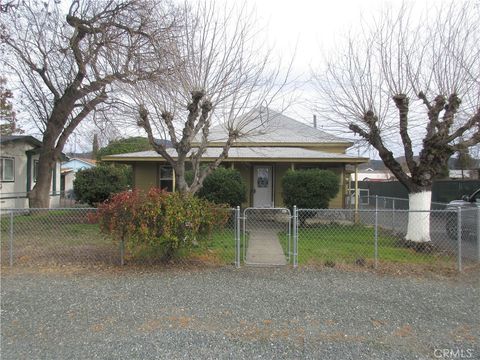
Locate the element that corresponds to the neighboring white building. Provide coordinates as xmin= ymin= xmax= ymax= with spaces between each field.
xmin=0 ymin=135 xmax=63 ymax=209
xmin=60 ymin=158 xmax=96 ymax=196
xmin=448 ymin=169 xmax=478 ymax=179
xmin=350 ymin=168 xmax=396 ymax=182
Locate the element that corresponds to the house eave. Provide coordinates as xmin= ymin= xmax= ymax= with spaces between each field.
xmin=103 ymin=156 xmax=369 ymax=164
xmin=192 ymin=141 xmax=354 ymax=148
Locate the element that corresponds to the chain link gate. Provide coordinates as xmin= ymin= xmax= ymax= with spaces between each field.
xmin=234 ymin=207 xmax=293 ymax=266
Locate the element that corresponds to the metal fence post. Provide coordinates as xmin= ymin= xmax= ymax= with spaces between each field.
xmin=233 ymin=207 xmax=237 ymax=266
xmin=120 ymin=237 xmax=125 ymax=266
xmin=477 ymin=208 xmax=480 ymax=263
xmin=236 ymin=206 xmax=241 ymax=268
xmin=392 ymin=199 xmax=396 ymax=231
xmin=374 ymin=197 xmax=378 ymax=269
xmin=293 ymin=205 xmax=298 ymax=268
xmin=242 ymin=209 xmax=246 ymax=262
xmin=9 ymin=211 xmax=14 ymax=266
xmin=457 ymin=207 xmax=462 ymax=272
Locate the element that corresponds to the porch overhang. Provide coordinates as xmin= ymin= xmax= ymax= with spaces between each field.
xmin=103 ymin=147 xmax=368 ymax=165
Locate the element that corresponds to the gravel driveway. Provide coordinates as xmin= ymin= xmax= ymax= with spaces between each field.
xmin=1 ymin=267 xmax=478 ymax=359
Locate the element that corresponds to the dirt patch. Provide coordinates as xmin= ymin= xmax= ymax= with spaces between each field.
xmin=299 ymin=259 xmax=480 ymax=281
xmin=393 ymin=324 xmax=413 ymax=337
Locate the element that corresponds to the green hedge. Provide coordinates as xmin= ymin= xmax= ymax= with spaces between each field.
xmin=73 ymin=165 xmax=130 ymax=206
xmin=196 ymin=167 xmax=247 ymax=206
xmin=282 ymin=169 xmax=339 ymax=209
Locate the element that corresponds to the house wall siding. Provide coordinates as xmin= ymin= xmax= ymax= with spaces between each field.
xmin=329 ymin=168 xmax=345 ymax=208
xmin=134 ymin=162 xmax=158 ymax=191
xmin=1 ymin=142 xmax=61 ymax=208
xmin=63 ymin=172 xmax=75 ymax=194
xmin=129 ymin=161 xmax=347 ymax=209
xmin=274 ymin=164 xmax=290 ymax=207
xmin=234 ymin=163 xmax=251 ymax=208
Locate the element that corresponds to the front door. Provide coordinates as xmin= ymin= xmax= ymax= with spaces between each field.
xmin=253 ymin=166 xmax=273 ymax=207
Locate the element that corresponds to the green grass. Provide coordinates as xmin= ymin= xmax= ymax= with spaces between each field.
xmin=279 ymin=223 xmax=454 ymax=266
xmin=125 ymin=228 xmax=240 ymax=264
xmin=1 ymin=211 xmax=106 ymax=248
xmin=187 ymin=228 xmax=241 ymax=263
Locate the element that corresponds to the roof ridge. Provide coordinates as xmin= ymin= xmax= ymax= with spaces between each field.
xmin=203 ymin=107 xmax=349 ymax=144
xmin=266 ymin=109 xmax=340 ymax=138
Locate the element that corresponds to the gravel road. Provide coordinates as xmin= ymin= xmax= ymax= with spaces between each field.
xmin=1 ymin=267 xmax=478 ymax=359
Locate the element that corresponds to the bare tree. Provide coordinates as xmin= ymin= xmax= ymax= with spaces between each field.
xmin=0 ymin=76 xmax=23 ymax=135
xmin=313 ymin=2 xmax=480 ymax=245
xmin=1 ymin=0 xmax=177 ymax=207
xmin=134 ymin=1 xmax=292 ymax=194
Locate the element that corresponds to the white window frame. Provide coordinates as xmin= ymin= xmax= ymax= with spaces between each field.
xmin=0 ymin=157 xmax=15 ymax=182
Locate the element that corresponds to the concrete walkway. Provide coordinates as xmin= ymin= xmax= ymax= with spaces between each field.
xmin=245 ymin=228 xmax=287 ymax=265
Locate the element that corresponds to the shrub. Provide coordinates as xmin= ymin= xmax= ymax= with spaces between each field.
xmin=193 ymin=167 xmax=247 ymax=206
xmin=96 ymin=136 xmax=152 ymax=160
xmin=73 ymin=165 xmax=130 ymax=206
xmin=97 ymin=188 xmax=229 ymax=261
xmin=282 ymin=169 xmax=339 ymax=209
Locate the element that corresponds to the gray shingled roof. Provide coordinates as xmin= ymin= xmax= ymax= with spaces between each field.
xmin=105 ymin=146 xmax=365 ymax=162
xmin=194 ymin=108 xmax=350 ymax=144
xmin=0 ymin=135 xmax=42 ymax=147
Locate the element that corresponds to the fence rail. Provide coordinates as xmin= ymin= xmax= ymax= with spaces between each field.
xmin=1 ymin=205 xmax=479 ymax=272
xmin=0 ymin=191 xmax=85 ymax=209
xmin=348 ymin=195 xmax=449 ymax=210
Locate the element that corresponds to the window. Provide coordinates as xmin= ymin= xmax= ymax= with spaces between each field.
xmin=33 ymin=160 xmax=39 ymax=182
xmin=159 ymin=166 xmax=174 ymax=191
xmin=256 ymin=167 xmax=269 ymax=188
xmin=0 ymin=157 xmax=14 ymax=182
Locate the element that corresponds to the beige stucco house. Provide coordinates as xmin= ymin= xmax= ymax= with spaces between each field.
xmin=0 ymin=135 xmax=63 ymax=209
xmin=103 ymin=109 xmax=368 ymax=208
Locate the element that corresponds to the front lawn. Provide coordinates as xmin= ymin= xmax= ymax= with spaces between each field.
xmin=1 ymin=210 xmax=117 ymax=265
xmin=1 ymin=210 xmax=238 ymax=266
xmin=185 ymin=228 xmax=239 ymax=264
xmin=279 ymin=223 xmax=455 ymax=267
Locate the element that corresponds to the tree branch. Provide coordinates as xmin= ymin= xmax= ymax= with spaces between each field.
xmin=137 ymin=105 xmax=175 ymax=164
xmin=350 ymin=111 xmax=414 ymax=190
xmin=55 ymin=91 xmax=108 ymax=156
xmin=438 ymin=93 xmax=462 ymax=134
xmin=424 ymin=95 xmax=446 ymax=139
xmin=393 ymin=94 xmax=417 ymax=174
xmin=450 ymin=108 xmax=480 ymax=148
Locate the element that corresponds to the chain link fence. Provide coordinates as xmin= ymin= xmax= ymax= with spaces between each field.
xmin=1 ymin=205 xmax=478 ymax=272
xmin=0 ymin=207 xmax=237 ymax=267
xmin=295 ymin=207 xmax=480 ymax=272
xmin=353 ymin=195 xmax=449 ymax=210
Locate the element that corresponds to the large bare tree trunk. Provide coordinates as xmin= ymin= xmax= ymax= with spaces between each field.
xmin=174 ymin=161 xmax=188 ymax=194
xmin=28 ymin=161 xmax=54 ymax=208
xmin=28 ymin=133 xmax=58 ymax=208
